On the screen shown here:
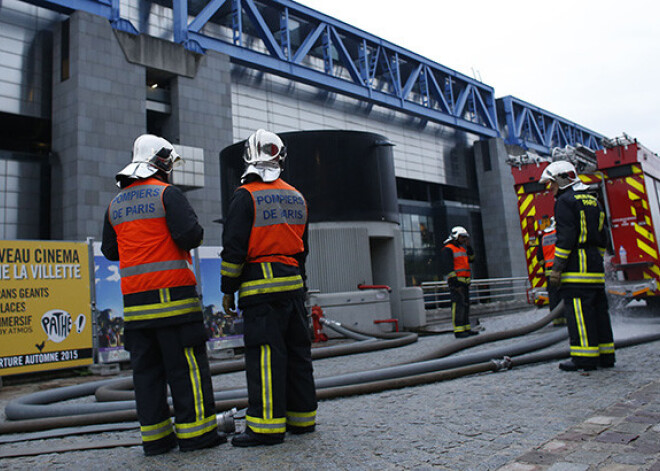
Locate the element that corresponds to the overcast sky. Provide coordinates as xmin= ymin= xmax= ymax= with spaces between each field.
xmin=300 ymin=0 xmax=660 ymax=153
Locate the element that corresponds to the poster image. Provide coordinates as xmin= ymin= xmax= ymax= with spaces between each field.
xmin=0 ymin=240 xmax=93 ymax=376
xmin=197 ymin=246 xmax=243 ymax=350
xmin=93 ymin=243 xmax=130 ymax=363
xmin=93 ymin=244 xmax=243 ymax=364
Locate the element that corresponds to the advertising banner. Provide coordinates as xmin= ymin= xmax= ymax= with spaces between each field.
xmin=93 ymin=243 xmax=130 ymax=363
xmin=197 ymin=246 xmax=243 ymax=351
xmin=93 ymin=244 xmax=243 ymax=364
xmin=0 ymin=240 xmax=93 ymax=376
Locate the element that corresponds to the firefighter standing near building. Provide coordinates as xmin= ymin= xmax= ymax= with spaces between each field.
xmin=441 ymin=226 xmax=478 ymax=338
xmin=539 ymin=160 xmax=615 ymax=371
xmin=102 ymin=134 xmax=224 ymax=455
xmin=537 ymin=218 xmax=566 ymax=325
xmin=221 ymin=129 xmax=317 ymax=447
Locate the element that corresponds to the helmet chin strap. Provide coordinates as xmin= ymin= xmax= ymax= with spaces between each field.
xmin=241 ymin=162 xmax=282 ymax=183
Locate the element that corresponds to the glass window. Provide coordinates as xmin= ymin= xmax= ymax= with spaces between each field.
xmin=402 ymin=230 xmax=412 ymax=249
xmin=412 ymin=231 xmax=422 ymax=249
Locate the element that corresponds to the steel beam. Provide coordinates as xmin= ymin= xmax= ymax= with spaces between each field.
xmin=499 ymin=95 xmax=606 ymax=154
xmin=180 ymin=0 xmax=502 ymax=137
xmin=13 ymin=0 xmax=605 ymax=144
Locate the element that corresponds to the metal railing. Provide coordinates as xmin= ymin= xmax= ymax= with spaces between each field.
xmin=421 ymin=277 xmax=529 ymax=310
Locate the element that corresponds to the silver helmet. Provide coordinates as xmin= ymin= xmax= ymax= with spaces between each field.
xmin=241 ymin=129 xmax=287 ymax=183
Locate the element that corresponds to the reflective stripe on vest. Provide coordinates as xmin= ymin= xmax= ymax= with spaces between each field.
xmin=238 ymin=273 xmax=304 ymax=299
xmin=242 ymin=179 xmax=307 ymax=266
xmin=447 ymin=243 xmax=471 ymax=278
xmin=108 ymin=178 xmax=196 ymax=296
xmin=123 ymin=295 xmax=202 ymax=322
xmin=120 ymin=259 xmax=193 ymax=278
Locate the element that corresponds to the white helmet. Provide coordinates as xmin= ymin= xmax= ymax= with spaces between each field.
xmin=543 ymin=216 xmax=556 ymax=233
xmin=241 ymin=129 xmax=287 ymax=183
xmin=444 ymin=226 xmax=469 ymax=244
xmin=539 ymin=161 xmax=585 ymax=190
xmin=116 ymin=134 xmax=181 ymax=184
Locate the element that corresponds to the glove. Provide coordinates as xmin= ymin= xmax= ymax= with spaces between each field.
xmin=548 ymin=270 xmax=562 ymax=287
xmin=222 ymin=294 xmax=237 ymax=317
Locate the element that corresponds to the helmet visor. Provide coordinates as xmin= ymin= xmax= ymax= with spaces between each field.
xmin=148 ymin=146 xmax=181 ymax=173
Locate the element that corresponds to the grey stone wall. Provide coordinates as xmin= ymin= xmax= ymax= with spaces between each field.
xmin=174 ymin=50 xmax=233 ymax=245
xmin=474 ymin=138 xmax=527 ymax=278
xmin=51 ymin=11 xmax=144 ymax=241
xmin=51 ymin=12 xmax=233 ymax=244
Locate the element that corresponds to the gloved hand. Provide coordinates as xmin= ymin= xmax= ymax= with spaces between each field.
xmin=223 ymin=294 xmax=237 ymax=317
xmin=548 ymin=270 xmax=562 ymax=287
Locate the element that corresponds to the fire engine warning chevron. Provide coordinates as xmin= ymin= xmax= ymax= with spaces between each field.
xmin=0 ymin=240 xmax=93 ymax=375
xmin=508 ymin=135 xmax=660 ymax=309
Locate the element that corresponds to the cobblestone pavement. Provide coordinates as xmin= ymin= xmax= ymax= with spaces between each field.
xmin=1 ymin=307 xmax=660 ymax=470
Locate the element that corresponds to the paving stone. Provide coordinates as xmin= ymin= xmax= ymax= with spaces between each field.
xmin=598 ymin=465 xmax=644 ymax=471
xmin=546 ymin=463 xmax=589 ymax=471
xmin=540 ymin=440 xmax=571 ymax=452
xmin=625 ymin=413 xmax=660 ymax=424
xmin=601 ymin=407 xmax=630 ymax=417
xmin=611 ymin=421 xmax=652 ymax=434
xmin=611 ymin=452 xmax=650 ymax=465
xmin=584 ymin=416 xmax=615 ymax=426
xmin=564 ymin=449 xmax=606 ymax=466
xmin=594 ymin=432 xmax=639 ymax=444
xmin=497 ymin=463 xmax=539 ymax=471
xmin=517 ymin=451 xmax=560 ymax=465
xmin=628 ymin=439 xmax=660 ymax=454
xmin=555 ymin=432 xmax=591 ymax=442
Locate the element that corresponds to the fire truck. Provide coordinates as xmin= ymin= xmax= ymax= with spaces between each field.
xmin=508 ymin=134 xmax=660 ymax=309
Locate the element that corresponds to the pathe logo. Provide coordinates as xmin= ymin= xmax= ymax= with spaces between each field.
xmin=41 ymin=310 xmax=73 ymax=343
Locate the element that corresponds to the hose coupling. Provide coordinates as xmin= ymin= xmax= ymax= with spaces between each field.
xmin=216 ymin=408 xmax=238 ymax=433
xmin=319 ymin=317 xmax=341 ymax=328
xmin=491 ymin=356 xmax=513 ymax=371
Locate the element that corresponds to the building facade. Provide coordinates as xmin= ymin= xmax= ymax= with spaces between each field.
xmin=1 ymin=0 xmax=584 ymax=289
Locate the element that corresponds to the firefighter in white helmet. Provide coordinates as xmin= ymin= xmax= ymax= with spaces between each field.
xmin=221 ymin=129 xmax=317 ymax=447
xmin=102 ymin=134 xmax=225 ymax=455
xmin=539 ymin=160 xmax=614 ymax=371
xmin=440 ymin=226 xmax=478 ymax=338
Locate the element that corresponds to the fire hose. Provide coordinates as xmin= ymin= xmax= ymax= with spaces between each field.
xmin=3 ymin=310 xmax=561 ymax=430
xmin=4 ymin=303 xmax=660 ymax=436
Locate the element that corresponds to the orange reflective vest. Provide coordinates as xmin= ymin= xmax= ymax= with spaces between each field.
xmin=108 ymin=178 xmax=197 ymax=295
xmin=447 ymin=242 xmax=471 ymax=280
xmin=242 ymin=179 xmax=307 ymax=266
xmin=541 ymin=228 xmax=557 ymax=274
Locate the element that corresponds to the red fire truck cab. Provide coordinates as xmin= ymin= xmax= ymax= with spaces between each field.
xmin=509 ymin=135 xmax=660 ymax=309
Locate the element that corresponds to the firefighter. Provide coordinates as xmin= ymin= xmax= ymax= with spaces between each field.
xmin=102 ymin=134 xmax=224 ymax=455
xmin=221 ymin=129 xmax=317 ymax=447
xmin=539 ymin=160 xmax=615 ymax=371
xmin=441 ymin=226 xmax=478 ymax=338
xmin=537 ymin=218 xmax=566 ymax=325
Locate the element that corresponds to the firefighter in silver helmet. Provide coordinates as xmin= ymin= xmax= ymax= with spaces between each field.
xmin=539 ymin=160 xmax=615 ymax=371
xmin=221 ymin=129 xmax=317 ymax=447
xmin=102 ymin=134 xmax=225 ymax=455
xmin=441 ymin=225 xmax=478 ymax=338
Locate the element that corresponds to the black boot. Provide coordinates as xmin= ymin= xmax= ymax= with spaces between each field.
xmin=231 ymin=427 xmax=284 ymax=447
xmin=179 ymin=431 xmax=227 ymax=452
xmin=143 ymin=433 xmax=177 ymax=456
xmin=454 ymin=332 xmax=470 ymax=339
xmin=559 ymin=359 xmax=596 ymax=372
xmin=287 ymin=425 xmax=315 ymax=435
